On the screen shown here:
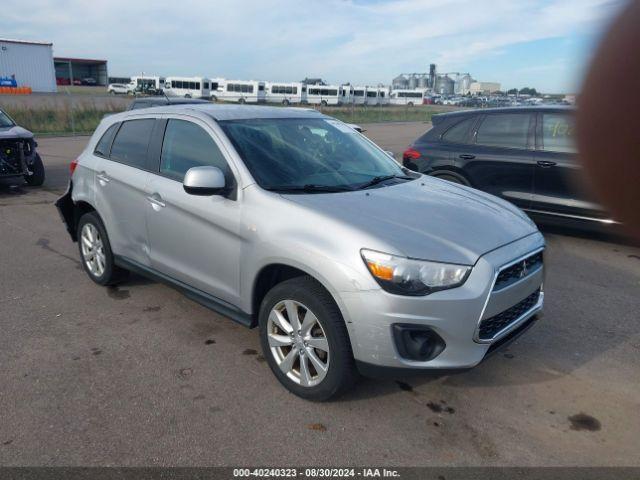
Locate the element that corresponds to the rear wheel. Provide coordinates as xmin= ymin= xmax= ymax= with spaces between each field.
xmin=24 ymin=154 xmax=45 ymax=186
xmin=407 ymin=101 xmax=414 ymax=107
xmin=320 ymin=100 xmax=328 ymax=107
xmin=184 ymin=94 xmax=191 ymax=98
xmin=259 ymin=276 xmax=358 ymax=401
xmin=77 ymin=212 xmax=128 ymax=286
xmin=238 ymin=97 xmax=246 ymax=104
xmin=282 ymin=99 xmax=290 ymax=106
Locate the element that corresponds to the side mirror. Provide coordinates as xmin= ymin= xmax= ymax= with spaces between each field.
xmin=183 ymin=166 xmax=226 ymax=196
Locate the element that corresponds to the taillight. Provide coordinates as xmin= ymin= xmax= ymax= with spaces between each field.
xmin=402 ymin=148 xmax=421 ymax=162
xmin=69 ymin=159 xmax=79 ymax=175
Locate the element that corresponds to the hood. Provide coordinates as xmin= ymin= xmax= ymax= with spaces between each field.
xmin=283 ymin=177 xmax=538 ymax=265
xmin=0 ymin=125 xmax=34 ymax=140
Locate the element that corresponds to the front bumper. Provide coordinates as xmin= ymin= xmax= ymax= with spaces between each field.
xmin=340 ymin=232 xmax=545 ymax=371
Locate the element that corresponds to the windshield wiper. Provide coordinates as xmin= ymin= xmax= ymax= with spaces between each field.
xmin=357 ymin=174 xmax=414 ymax=190
xmin=264 ymin=184 xmax=355 ymax=193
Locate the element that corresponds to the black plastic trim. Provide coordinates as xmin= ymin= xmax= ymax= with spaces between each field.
xmin=114 ymin=255 xmax=255 ymax=328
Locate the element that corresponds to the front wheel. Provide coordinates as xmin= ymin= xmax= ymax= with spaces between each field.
xmin=24 ymin=153 xmax=45 ymax=186
xmin=259 ymin=276 xmax=358 ymax=401
xmin=77 ymin=212 xmax=128 ymax=286
xmin=282 ymin=99 xmax=290 ymax=106
xmin=238 ymin=97 xmax=246 ymax=104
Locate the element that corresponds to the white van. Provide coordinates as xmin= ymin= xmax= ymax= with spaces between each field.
xmin=365 ymin=88 xmax=380 ymax=106
xmin=211 ymin=79 xmax=266 ymax=103
xmin=265 ymin=82 xmax=306 ymax=105
xmin=389 ymin=88 xmax=427 ymax=106
xmin=306 ymin=85 xmax=343 ymax=106
xmin=164 ymin=77 xmax=211 ymax=99
xmin=129 ymin=76 xmax=165 ymax=95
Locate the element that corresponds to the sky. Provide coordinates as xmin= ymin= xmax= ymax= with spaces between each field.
xmin=0 ymin=0 xmax=624 ymax=93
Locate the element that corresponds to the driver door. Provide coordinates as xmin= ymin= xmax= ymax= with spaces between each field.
xmin=145 ymin=116 xmax=243 ymax=307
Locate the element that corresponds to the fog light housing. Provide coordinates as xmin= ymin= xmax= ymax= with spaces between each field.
xmin=392 ymin=324 xmax=446 ymax=361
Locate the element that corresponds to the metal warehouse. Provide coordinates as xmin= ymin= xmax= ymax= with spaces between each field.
xmin=54 ymin=57 xmax=108 ymax=86
xmin=0 ymin=38 xmax=57 ymax=92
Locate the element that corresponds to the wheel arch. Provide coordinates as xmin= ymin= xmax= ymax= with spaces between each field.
xmin=429 ymin=166 xmax=473 ymax=186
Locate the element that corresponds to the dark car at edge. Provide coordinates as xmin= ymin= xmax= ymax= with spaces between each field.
xmin=402 ymin=106 xmax=616 ymax=227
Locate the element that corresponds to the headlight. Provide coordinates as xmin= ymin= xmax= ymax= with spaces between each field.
xmin=361 ymin=249 xmax=471 ymax=296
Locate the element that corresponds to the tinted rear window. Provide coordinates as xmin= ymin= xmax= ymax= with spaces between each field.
xmin=441 ymin=117 xmax=476 ymax=144
xmin=110 ymin=119 xmax=155 ymax=169
xmin=476 ymin=113 xmax=531 ymax=149
xmin=541 ymin=113 xmax=575 ymax=153
xmin=94 ymin=123 xmax=119 ymax=157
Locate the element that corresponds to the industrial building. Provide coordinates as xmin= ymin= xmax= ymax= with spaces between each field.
xmin=392 ymin=64 xmax=502 ymax=96
xmin=469 ymin=81 xmax=501 ymax=95
xmin=54 ymin=57 xmax=108 ymax=86
xmin=0 ymin=38 xmax=57 ymax=92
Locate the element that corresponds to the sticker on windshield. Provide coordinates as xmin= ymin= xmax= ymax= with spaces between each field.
xmin=325 ymin=119 xmax=357 ymax=133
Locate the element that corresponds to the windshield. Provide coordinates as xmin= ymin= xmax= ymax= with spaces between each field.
xmin=219 ymin=118 xmax=408 ymax=191
xmin=0 ymin=110 xmax=15 ymax=128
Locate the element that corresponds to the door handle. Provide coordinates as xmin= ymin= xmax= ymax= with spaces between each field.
xmin=146 ymin=195 xmax=166 ymax=208
xmin=459 ymin=154 xmax=476 ymax=160
xmin=96 ymin=172 xmax=110 ymax=183
xmin=537 ymin=160 xmax=557 ymax=168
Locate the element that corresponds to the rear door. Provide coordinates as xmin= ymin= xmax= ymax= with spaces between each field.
xmin=532 ymin=111 xmax=607 ymax=219
xmin=94 ymin=117 xmax=156 ymax=266
xmin=145 ymin=116 xmax=243 ymax=306
xmin=462 ymin=112 xmax=536 ymax=209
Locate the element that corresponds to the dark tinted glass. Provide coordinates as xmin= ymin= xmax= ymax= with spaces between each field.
xmin=476 ymin=113 xmax=531 ymax=149
xmin=442 ymin=117 xmax=475 ymax=144
xmin=94 ymin=123 xmax=119 ymax=157
xmin=160 ymin=120 xmax=230 ymax=182
xmin=110 ymin=119 xmax=154 ymax=169
xmin=542 ymin=113 xmax=576 ymax=153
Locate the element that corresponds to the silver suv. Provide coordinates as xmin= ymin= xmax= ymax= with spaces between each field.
xmin=56 ymin=105 xmax=545 ymax=400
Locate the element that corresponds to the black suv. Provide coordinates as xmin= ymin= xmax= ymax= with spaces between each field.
xmin=402 ymin=106 xmax=613 ymax=225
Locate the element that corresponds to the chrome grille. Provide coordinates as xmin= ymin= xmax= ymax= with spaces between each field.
xmin=494 ymin=251 xmax=543 ymax=291
xmin=478 ymin=288 xmax=541 ymax=341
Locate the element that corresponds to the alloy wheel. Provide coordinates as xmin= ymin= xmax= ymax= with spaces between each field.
xmin=80 ymin=223 xmax=106 ymax=277
xmin=267 ymin=300 xmax=330 ymax=387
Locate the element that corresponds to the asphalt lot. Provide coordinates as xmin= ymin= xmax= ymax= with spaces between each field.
xmin=0 ymin=122 xmax=639 ymax=466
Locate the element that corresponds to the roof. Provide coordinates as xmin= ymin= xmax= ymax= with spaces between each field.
xmin=433 ymin=105 xmax=574 ymax=119
xmin=128 ymin=103 xmax=326 ymax=121
xmin=127 ymin=97 xmax=210 ymax=110
xmin=0 ymin=38 xmax=52 ymax=46
xmin=54 ymin=57 xmax=107 ymax=64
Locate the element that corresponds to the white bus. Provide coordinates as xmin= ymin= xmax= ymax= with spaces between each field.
xmin=389 ymin=88 xmax=428 ymax=106
xmin=351 ymin=86 xmax=367 ymax=105
xmin=211 ymin=78 xmax=266 ymax=103
xmin=264 ymin=82 xmax=306 ymax=104
xmin=377 ymin=87 xmax=390 ymax=105
xmin=164 ymin=76 xmax=211 ymax=99
xmin=365 ymin=88 xmax=380 ymax=106
xmin=340 ymin=84 xmax=353 ymax=105
xmin=306 ymin=84 xmax=343 ymax=106
xmin=129 ymin=76 xmax=165 ymax=95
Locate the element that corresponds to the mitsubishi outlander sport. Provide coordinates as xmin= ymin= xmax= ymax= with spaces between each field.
xmin=56 ymin=104 xmax=545 ymax=401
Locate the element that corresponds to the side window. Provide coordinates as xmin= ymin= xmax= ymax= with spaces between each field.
xmin=476 ymin=113 xmax=531 ymax=149
xmin=110 ymin=119 xmax=155 ymax=169
xmin=94 ymin=123 xmax=119 ymax=157
xmin=541 ymin=113 xmax=576 ymax=153
xmin=441 ymin=117 xmax=476 ymax=144
xmin=160 ymin=119 xmax=231 ymax=183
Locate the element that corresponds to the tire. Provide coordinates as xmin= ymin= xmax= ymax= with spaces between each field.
xmin=24 ymin=153 xmax=45 ymax=186
xmin=184 ymin=94 xmax=191 ymax=99
xmin=282 ymin=99 xmax=290 ymax=106
xmin=434 ymin=173 xmax=470 ymax=186
xmin=321 ymin=100 xmax=328 ymax=107
xmin=259 ymin=276 xmax=359 ymax=401
xmin=210 ymin=95 xmax=217 ymax=102
xmin=407 ymin=101 xmax=414 ymax=107
xmin=238 ymin=97 xmax=246 ymax=104
xmin=77 ymin=212 xmax=128 ymax=286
